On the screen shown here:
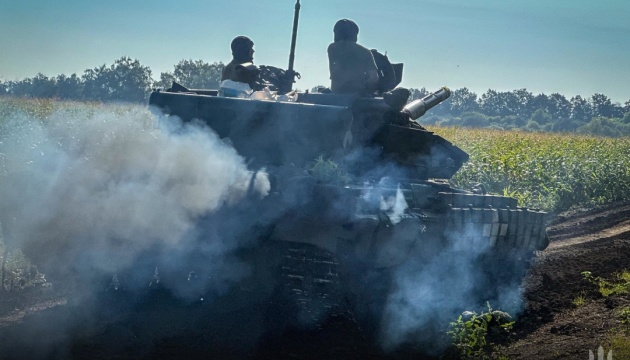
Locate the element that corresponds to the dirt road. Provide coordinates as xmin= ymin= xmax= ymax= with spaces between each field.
xmin=502 ymin=202 xmax=630 ymax=359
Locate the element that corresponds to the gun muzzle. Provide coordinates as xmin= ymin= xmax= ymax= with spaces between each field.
xmin=401 ymin=87 xmax=451 ymax=120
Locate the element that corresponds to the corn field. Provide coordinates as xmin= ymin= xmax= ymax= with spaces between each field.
xmin=432 ymin=126 xmax=630 ymax=213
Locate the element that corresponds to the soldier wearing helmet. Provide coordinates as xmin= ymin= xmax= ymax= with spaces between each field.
xmin=221 ymin=36 xmax=259 ymax=88
xmin=327 ymin=19 xmax=379 ymax=95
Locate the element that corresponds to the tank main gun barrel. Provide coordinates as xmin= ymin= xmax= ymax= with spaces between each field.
xmin=402 ymin=87 xmax=451 ymax=120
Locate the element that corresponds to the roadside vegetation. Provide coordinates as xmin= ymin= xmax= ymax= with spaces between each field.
xmin=447 ymin=303 xmax=514 ymax=359
xmin=582 ymin=270 xmax=630 ymax=298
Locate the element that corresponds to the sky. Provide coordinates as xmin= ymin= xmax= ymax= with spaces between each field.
xmin=1 ymin=0 xmax=629 ymax=103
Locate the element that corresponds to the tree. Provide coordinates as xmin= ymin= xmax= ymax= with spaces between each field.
xmin=525 ymin=120 xmax=542 ymax=132
xmin=551 ymin=117 xmax=580 ymax=132
xmin=510 ymin=88 xmax=534 ymax=118
xmin=108 ymin=57 xmax=153 ymax=102
xmin=156 ymin=72 xmax=177 ymax=90
xmin=82 ymin=57 xmax=153 ymax=102
xmin=590 ymin=93 xmax=623 ymax=118
xmin=526 ymin=92 xmax=571 ymax=124
xmin=499 ymin=115 xmax=526 ymax=129
xmin=479 ymin=89 xmax=523 ymax=117
xmin=82 ymin=64 xmax=110 ymax=100
xmin=55 ymin=74 xmax=83 ymax=100
xmin=409 ymin=87 xmax=429 ymax=101
xmin=529 ymin=93 xmax=551 ymax=116
xmin=32 ymin=74 xmax=56 ymax=98
xmin=547 ymin=93 xmax=571 ymax=120
xmin=577 ymin=117 xmax=630 ymax=137
xmin=530 ymin=108 xmax=552 ymax=125
xmin=460 ymin=112 xmax=489 ymax=127
xmin=479 ymin=89 xmax=501 ymax=116
xmin=569 ymin=95 xmax=592 ymax=124
xmin=448 ymin=87 xmax=479 ymax=116
xmin=502 ymin=92 xmax=519 ymax=117
xmin=8 ymin=74 xmax=56 ymax=98
xmin=157 ymin=59 xmax=224 ymax=90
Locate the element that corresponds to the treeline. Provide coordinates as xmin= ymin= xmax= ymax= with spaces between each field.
xmin=0 ymin=56 xmax=225 ymax=104
xmin=2 ymin=56 xmax=629 ymax=137
xmin=409 ymin=88 xmax=630 ymax=137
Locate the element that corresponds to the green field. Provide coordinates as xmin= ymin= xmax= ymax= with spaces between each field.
xmin=2 ymin=98 xmax=629 ymax=214
xmin=432 ymin=126 xmax=630 ymax=213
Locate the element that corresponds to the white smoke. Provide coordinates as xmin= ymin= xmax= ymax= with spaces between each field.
xmin=379 ymin=186 xmax=408 ymax=225
xmin=379 ymin=223 xmax=525 ymax=352
xmin=0 ymin=102 xmax=269 ymax=290
xmin=0 ymin=101 xmax=530 ymax=356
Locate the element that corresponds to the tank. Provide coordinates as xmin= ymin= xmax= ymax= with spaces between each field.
xmin=148 ymin=81 xmax=549 ymax=325
xmin=143 ymin=0 xmax=548 ymax=331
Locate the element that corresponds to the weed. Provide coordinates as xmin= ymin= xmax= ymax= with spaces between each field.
xmin=448 ymin=303 xmax=514 ymax=359
xmin=572 ymin=291 xmax=587 ymax=307
xmin=618 ymin=307 xmax=630 ymax=332
xmin=609 ymin=333 xmax=630 ymax=359
xmin=308 ymin=156 xmax=350 ymax=185
xmin=582 ymin=270 xmax=630 ymax=297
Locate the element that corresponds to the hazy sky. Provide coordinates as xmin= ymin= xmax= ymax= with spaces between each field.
xmin=1 ymin=0 xmax=628 ymax=103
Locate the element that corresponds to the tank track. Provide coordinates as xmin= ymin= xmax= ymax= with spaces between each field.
xmin=274 ymin=242 xmax=347 ymax=327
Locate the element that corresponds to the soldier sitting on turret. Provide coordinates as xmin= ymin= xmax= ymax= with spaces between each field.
xmin=327 ymin=19 xmax=379 ymax=95
xmin=222 ymin=36 xmax=259 ymax=89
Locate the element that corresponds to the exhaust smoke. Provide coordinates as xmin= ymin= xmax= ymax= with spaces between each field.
xmin=379 ymin=222 xmax=525 ymax=352
xmin=0 ymin=102 xmax=269 ymax=297
xmin=0 ymin=100 xmax=531 ymax=357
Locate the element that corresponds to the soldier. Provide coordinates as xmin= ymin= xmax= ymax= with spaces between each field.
xmin=327 ymin=19 xmax=379 ymax=95
xmin=221 ymin=36 xmax=259 ymax=88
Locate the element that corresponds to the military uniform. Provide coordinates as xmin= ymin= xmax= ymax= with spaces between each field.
xmin=221 ymin=60 xmax=240 ymax=83
xmin=328 ymin=41 xmax=378 ymax=94
xmin=221 ymin=60 xmax=254 ymax=84
xmin=327 ymin=19 xmax=379 ymax=95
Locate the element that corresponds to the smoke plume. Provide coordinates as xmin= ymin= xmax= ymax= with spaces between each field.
xmin=379 ymin=223 xmax=525 ymax=352
xmin=0 ymin=100 xmax=529 ymax=357
xmin=0 ymin=103 xmax=269 ymax=297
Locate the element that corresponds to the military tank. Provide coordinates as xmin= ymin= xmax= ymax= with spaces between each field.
xmin=148 ymin=84 xmax=548 ymax=320
xmin=148 ymin=1 xmax=548 ymax=330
